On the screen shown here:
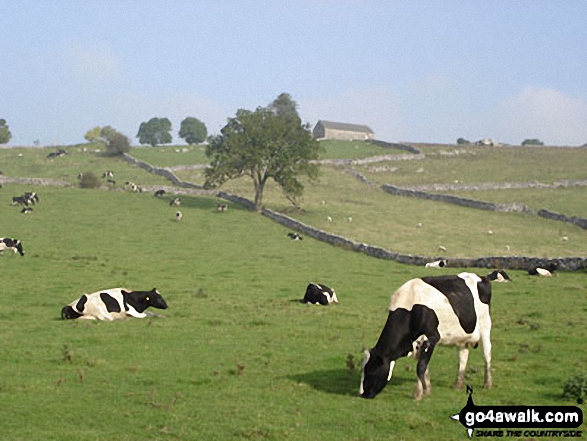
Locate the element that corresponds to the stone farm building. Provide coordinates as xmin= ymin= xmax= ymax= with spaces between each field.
xmin=313 ymin=120 xmax=375 ymax=141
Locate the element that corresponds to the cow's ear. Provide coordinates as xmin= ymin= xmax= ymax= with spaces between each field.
xmin=121 ymin=290 xmax=129 ymax=295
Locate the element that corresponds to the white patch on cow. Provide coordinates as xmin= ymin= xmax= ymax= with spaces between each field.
xmin=359 ymin=349 xmax=370 ymax=395
xmin=390 ymin=272 xmax=488 ymax=347
xmin=387 ymin=360 xmax=396 ymax=381
xmin=536 ymin=268 xmax=552 ymax=277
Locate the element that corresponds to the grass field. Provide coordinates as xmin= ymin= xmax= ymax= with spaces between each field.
xmin=174 ymin=166 xmax=587 ymax=259
xmin=356 ymin=146 xmax=587 ymax=187
xmin=441 ymin=187 xmax=587 ymax=218
xmin=1 ymin=184 xmax=585 ymax=440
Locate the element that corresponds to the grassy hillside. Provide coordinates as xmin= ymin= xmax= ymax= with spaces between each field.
xmin=175 ymin=166 xmax=587 ymax=259
xmin=0 ymin=184 xmax=585 ymax=440
xmin=0 ymin=145 xmax=171 ymax=187
xmin=356 ymin=146 xmax=587 ymax=186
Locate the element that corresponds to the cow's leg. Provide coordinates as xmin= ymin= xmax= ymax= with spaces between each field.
xmin=454 ymin=345 xmax=469 ymax=389
xmin=414 ymin=338 xmax=437 ymax=400
xmin=481 ymin=329 xmax=492 ymax=389
xmin=424 ymin=366 xmax=431 ymax=395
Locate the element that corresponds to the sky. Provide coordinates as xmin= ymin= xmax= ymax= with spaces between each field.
xmin=1 ymin=1 xmax=587 ymax=147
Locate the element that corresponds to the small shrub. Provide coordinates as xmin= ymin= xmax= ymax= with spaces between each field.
xmin=79 ymin=172 xmax=101 ymax=189
xmin=562 ymin=373 xmax=587 ymax=402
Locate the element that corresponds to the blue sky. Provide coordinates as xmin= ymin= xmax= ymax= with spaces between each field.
xmin=2 ymin=1 xmax=586 ymax=146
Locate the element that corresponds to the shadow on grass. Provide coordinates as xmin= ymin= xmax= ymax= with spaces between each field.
xmin=289 ymin=368 xmax=413 ymax=397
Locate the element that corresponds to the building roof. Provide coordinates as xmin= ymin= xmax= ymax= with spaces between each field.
xmin=316 ymin=120 xmax=374 ymax=134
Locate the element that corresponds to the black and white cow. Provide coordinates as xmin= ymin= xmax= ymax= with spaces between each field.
xmin=303 ymin=283 xmax=339 ymax=305
xmin=360 ymin=272 xmax=492 ymax=400
xmin=287 ymin=232 xmax=303 ymax=240
xmin=425 ymin=259 xmax=447 ymax=268
xmin=154 ymin=189 xmax=166 ymax=197
xmin=487 ymin=270 xmax=511 ymax=282
xmin=528 ymin=263 xmax=557 ymax=277
xmin=61 ymin=287 xmax=167 ymax=321
xmin=0 ymin=238 xmax=25 ymax=256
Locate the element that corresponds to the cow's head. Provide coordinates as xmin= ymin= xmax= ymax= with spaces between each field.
xmin=144 ymin=288 xmax=168 ymax=310
xmin=360 ymin=349 xmax=394 ymax=399
xmin=14 ymin=240 xmax=25 ymax=256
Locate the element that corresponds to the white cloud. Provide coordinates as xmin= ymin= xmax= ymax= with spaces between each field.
xmin=489 ymin=86 xmax=587 ymax=145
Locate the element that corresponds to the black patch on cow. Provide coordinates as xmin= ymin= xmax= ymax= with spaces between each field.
xmin=75 ymin=295 xmax=88 ymax=313
xmin=420 ymin=275 xmax=477 ymax=334
xmin=100 ymin=292 xmax=121 ymax=313
xmin=61 ymin=305 xmax=82 ymax=320
xmin=375 ymin=305 xmax=441 ymax=361
xmin=477 ymin=277 xmax=492 ymax=306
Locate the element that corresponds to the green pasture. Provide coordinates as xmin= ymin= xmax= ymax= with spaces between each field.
xmin=0 ymin=145 xmax=171 ymax=187
xmin=175 ymin=166 xmax=587 ymax=259
xmin=442 ymin=187 xmax=587 ymax=219
xmin=129 ymin=145 xmax=209 ymax=168
xmin=0 ymin=184 xmax=585 ymax=440
xmin=356 ymin=146 xmax=587 ymax=187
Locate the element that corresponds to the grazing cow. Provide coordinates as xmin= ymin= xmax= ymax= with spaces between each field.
xmin=175 ymin=211 xmax=183 ymax=221
xmin=170 ymin=198 xmax=181 ymax=207
xmin=154 ymin=189 xmax=166 ymax=197
xmin=102 ymin=171 xmax=114 ymax=179
xmin=217 ymin=203 xmax=228 ymax=212
xmin=0 ymin=238 xmax=25 ymax=256
xmin=61 ymin=287 xmax=167 ymax=321
xmin=302 ymin=283 xmax=339 ymax=305
xmin=487 ymin=270 xmax=511 ymax=282
xmin=528 ymin=263 xmax=557 ymax=277
xmin=425 ymin=259 xmax=447 ymax=269
xmin=360 ymin=272 xmax=492 ymax=400
xmin=288 ymin=232 xmax=303 ymax=241
xmin=21 ymin=207 xmax=33 ymax=214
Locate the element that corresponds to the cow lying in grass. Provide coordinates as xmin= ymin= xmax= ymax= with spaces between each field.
xmin=360 ymin=272 xmax=492 ymax=400
xmin=61 ymin=288 xmax=168 ymax=321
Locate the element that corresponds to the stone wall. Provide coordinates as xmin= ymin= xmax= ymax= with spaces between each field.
xmin=0 ymin=176 xmax=70 ymax=187
xmin=538 ymin=209 xmax=587 ymax=230
xmin=381 ymin=184 xmax=532 ymax=213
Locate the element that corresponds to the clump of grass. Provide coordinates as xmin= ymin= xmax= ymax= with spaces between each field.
xmin=193 ymin=288 xmax=208 ymax=299
xmin=562 ymin=373 xmax=587 ymax=403
xmin=61 ymin=344 xmax=74 ymax=363
xmin=345 ymin=353 xmax=356 ymax=375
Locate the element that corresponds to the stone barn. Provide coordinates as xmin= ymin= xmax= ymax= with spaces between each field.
xmin=313 ymin=120 xmax=375 ymax=141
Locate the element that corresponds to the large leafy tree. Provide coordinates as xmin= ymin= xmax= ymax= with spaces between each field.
xmin=179 ymin=117 xmax=207 ymax=144
xmin=136 ymin=117 xmax=173 ymax=147
xmin=0 ymin=119 xmax=12 ymax=144
xmin=205 ymin=95 xmax=321 ymax=211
